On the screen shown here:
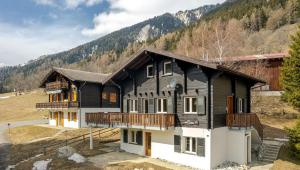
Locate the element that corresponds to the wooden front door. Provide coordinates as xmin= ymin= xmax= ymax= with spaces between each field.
xmin=59 ymin=112 xmax=64 ymax=127
xmin=227 ymin=96 xmax=234 ymax=114
xmin=145 ymin=132 xmax=151 ymax=156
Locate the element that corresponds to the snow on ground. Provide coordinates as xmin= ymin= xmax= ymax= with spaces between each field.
xmin=32 ymin=159 xmax=52 ymax=170
xmin=68 ymin=153 xmax=86 ymax=163
xmin=214 ymin=161 xmax=248 ymax=170
xmin=0 ymin=96 xmax=10 ymax=100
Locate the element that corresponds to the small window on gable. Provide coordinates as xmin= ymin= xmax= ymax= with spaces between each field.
xmin=163 ymin=61 xmax=172 ymax=75
xmin=147 ymin=65 xmax=154 ymax=78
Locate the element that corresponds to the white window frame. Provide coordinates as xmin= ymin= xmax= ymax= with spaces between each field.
xmin=184 ymin=97 xmax=197 ymax=114
xmin=129 ymin=130 xmax=137 ymax=144
xmin=184 ymin=137 xmax=197 ymax=154
xmin=129 ymin=99 xmax=138 ymax=113
xmin=238 ymin=98 xmax=244 ymax=113
xmin=163 ymin=61 xmax=172 ymax=75
xmin=147 ymin=65 xmax=154 ymax=78
xmin=157 ymin=98 xmax=167 ymax=113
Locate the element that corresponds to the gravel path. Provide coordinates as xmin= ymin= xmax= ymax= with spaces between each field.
xmin=0 ymin=119 xmax=47 ymax=170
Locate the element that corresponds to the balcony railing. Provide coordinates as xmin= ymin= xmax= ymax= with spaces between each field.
xmin=36 ymin=101 xmax=79 ymax=109
xmin=46 ymin=81 xmax=68 ymax=91
xmin=226 ymin=113 xmax=263 ymax=139
xmin=85 ymin=112 xmax=175 ymax=130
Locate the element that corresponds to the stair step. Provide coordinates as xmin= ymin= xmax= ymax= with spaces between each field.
xmin=262 ymin=158 xmax=275 ymax=163
xmin=265 ymin=149 xmax=279 ymax=153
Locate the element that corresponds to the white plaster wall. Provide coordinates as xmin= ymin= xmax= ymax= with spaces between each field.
xmin=79 ymin=108 xmax=120 ymax=128
xmin=211 ymin=127 xmax=227 ymax=168
xmin=63 ymin=111 xmax=79 ymax=128
xmin=120 ymin=129 xmax=145 ymax=155
xmin=48 ymin=112 xmax=56 ymax=126
xmin=151 ymin=128 xmax=211 ymax=170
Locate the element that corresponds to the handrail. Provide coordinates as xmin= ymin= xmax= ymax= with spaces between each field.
xmin=86 ymin=112 xmax=175 ymax=129
xmin=226 ymin=113 xmax=263 ymax=139
xmin=36 ymin=101 xmax=79 ymax=109
xmin=46 ymin=81 xmax=68 ymax=90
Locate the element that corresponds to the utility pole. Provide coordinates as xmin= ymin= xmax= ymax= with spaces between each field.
xmin=89 ymin=126 xmax=93 ymax=150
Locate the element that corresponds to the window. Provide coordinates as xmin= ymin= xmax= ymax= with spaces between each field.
xmin=184 ymin=97 xmax=197 ymax=114
xmin=163 ymin=61 xmax=172 ymax=75
xmin=72 ymin=112 xmax=77 ymax=122
xmin=130 ymin=130 xmax=137 ymax=143
xmin=185 ymin=137 xmax=197 ymax=154
xmin=157 ymin=98 xmax=167 ymax=113
xmin=129 ymin=99 xmax=138 ymax=113
xmin=147 ymin=65 xmax=154 ymax=78
xmin=238 ymin=98 xmax=244 ymax=113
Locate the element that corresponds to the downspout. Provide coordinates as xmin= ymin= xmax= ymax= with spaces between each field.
xmin=79 ymin=81 xmax=87 ymax=128
xmin=110 ymin=80 xmax=122 ymax=113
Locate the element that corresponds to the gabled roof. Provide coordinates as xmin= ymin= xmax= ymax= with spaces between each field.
xmin=213 ymin=52 xmax=288 ymax=62
xmin=40 ymin=67 xmax=110 ymax=87
xmin=103 ymin=48 xmax=265 ymax=84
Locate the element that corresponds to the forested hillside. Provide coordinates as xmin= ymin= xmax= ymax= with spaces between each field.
xmin=1 ymin=0 xmax=299 ymax=92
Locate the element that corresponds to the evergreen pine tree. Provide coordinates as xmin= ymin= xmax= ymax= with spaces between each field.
xmin=280 ymin=25 xmax=300 ymax=108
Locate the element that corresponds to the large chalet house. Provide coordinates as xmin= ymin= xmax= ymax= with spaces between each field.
xmin=37 ymin=48 xmax=264 ymax=170
xmin=36 ymin=67 xmax=120 ymax=128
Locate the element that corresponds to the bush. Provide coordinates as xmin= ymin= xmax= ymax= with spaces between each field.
xmin=286 ymin=119 xmax=300 ymax=159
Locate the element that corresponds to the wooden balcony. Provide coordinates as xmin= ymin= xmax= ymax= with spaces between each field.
xmin=46 ymin=81 xmax=68 ymax=91
xmin=36 ymin=101 xmax=79 ymax=109
xmin=226 ymin=113 xmax=263 ymax=139
xmin=85 ymin=113 xmax=175 ymax=130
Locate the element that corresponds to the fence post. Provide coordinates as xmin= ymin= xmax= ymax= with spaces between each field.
xmin=65 ymin=139 xmax=68 ymax=146
xmin=90 ymin=126 xmax=93 ymax=150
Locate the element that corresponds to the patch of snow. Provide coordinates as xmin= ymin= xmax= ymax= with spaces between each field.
xmin=214 ymin=161 xmax=248 ymax=170
xmin=68 ymin=153 xmax=86 ymax=163
xmin=0 ymin=96 xmax=10 ymax=100
xmin=32 ymin=159 xmax=52 ymax=170
xmin=57 ymin=146 xmax=76 ymax=158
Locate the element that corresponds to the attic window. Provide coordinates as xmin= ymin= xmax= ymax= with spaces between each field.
xmin=147 ymin=65 xmax=154 ymax=78
xmin=163 ymin=61 xmax=172 ymax=75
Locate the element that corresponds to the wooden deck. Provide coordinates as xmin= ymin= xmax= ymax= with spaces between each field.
xmin=226 ymin=113 xmax=263 ymax=139
xmin=36 ymin=101 xmax=79 ymax=109
xmin=85 ymin=112 xmax=175 ymax=130
xmin=46 ymin=81 xmax=68 ymax=91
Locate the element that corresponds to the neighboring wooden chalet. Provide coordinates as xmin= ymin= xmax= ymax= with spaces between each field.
xmin=84 ymin=48 xmax=265 ymax=169
xmin=216 ymin=53 xmax=287 ymax=91
xmin=36 ymin=67 xmax=120 ymax=128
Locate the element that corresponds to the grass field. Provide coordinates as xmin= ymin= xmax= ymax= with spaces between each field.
xmin=0 ymin=89 xmax=48 ymax=123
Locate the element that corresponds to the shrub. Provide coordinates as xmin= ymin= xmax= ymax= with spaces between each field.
xmin=286 ymin=119 xmax=300 ymax=159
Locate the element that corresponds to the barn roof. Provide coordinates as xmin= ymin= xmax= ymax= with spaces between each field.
xmin=103 ymin=48 xmax=265 ymax=84
xmin=40 ymin=67 xmax=110 ymax=87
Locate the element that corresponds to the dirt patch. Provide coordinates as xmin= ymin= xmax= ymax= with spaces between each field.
xmin=271 ymin=144 xmax=300 ymax=170
xmin=106 ymin=162 xmax=171 ymax=170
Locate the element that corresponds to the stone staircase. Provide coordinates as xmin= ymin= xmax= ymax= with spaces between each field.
xmin=261 ymin=141 xmax=282 ymax=163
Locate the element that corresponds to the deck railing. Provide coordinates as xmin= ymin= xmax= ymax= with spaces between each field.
xmin=36 ymin=101 xmax=79 ymax=109
xmin=46 ymin=81 xmax=68 ymax=91
xmin=85 ymin=112 xmax=175 ymax=130
xmin=226 ymin=113 xmax=263 ymax=139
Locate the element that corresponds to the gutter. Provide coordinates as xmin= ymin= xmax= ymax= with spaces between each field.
xmin=78 ymin=81 xmax=87 ymax=128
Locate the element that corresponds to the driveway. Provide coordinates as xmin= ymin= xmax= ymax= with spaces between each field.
xmin=0 ymin=119 xmax=47 ymax=170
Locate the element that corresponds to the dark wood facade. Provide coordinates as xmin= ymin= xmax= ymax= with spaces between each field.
xmin=102 ymin=49 xmax=259 ymax=129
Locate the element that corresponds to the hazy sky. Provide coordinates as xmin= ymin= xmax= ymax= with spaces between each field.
xmin=0 ymin=0 xmax=225 ymax=66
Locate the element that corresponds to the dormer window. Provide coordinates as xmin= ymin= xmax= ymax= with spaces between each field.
xmin=147 ymin=65 xmax=154 ymax=78
xmin=163 ymin=61 xmax=172 ymax=75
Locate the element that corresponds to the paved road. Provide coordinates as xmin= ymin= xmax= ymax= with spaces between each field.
xmin=0 ymin=119 xmax=47 ymax=170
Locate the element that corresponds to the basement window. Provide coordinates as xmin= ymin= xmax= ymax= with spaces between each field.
xmin=147 ymin=65 xmax=154 ymax=78
xmin=185 ymin=137 xmax=197 ymax=154
xmin=130 ymin=130 xmax=137 ymax=144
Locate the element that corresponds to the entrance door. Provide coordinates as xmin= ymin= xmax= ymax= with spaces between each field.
xmin=59 ymin=112 xmax=64 ymax=127
xmin=145 ymin=132 xmax=151 ymax=156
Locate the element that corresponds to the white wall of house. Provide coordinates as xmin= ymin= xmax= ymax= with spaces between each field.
xmin=49 ymin=112 xmax=56 ymax=126
xmin=120 ymin=128 xmax=145 ymax=155
xmin=63 ymin=111 xmax=79 ymax=128
xmin=211 ymin=127 xmax=251 ymax=167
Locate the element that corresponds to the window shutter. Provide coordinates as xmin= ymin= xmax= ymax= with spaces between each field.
xmin=138 ymin=98 xmax=142 ymax=113
xmin=123 ymin=98 xmax=128 ymax=113
xmin=136 ymin=131 xmax=143 ymax=145
xmin=68 ymin=112 xmax=70 ymax=121
xmin=174 ymin=135 xmax=181 ymax=153
xmin=123 ymin=129 xmax=128 ymax=143
xmin=197 ymin=138 xmax=205 ymax=157
xmin=197 ymin=96 xmax=206 ymax=115
xmin=73 ymin=112 xmax=77 ymax=122
xmin=167 ymin=97 xmax=173 ymax=113
xmin=149 ymin=99 xmax=154 ymax=113
xmin=154 ymin=98 xmax=157 ymax=113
